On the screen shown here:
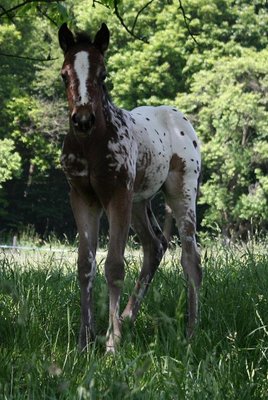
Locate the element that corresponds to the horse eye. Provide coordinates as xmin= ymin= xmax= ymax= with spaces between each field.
xmin=100 ymin=71 xmax=107 ymax=82
xmin=61 ymin=72 xmax=68 ymax=85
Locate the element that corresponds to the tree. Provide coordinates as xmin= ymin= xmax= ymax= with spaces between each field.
xmin=0 ymin=0 xmax=267 ymax=237
xmin=178 ymin=49 xmax=268 ymax=235
xmin=0 ymin=1 xmax=72 ymax=234
xmin=0 ymin=139 xmax=21 ymax=217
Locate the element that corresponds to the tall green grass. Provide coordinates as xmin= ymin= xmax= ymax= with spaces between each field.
xmin=0 ymin=240 xmax=267 ymax=399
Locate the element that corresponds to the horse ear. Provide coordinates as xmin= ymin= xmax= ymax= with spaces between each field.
xmin=93 ymin=23 xmax=110 ymax=54
xmin=58 ymin=23 xmax=75 ymax=53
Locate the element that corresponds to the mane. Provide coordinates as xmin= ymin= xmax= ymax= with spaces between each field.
xmin=75 ymin=31 xmax=92 ymax=45
xmin=102 ymin=81 xmax=112 ymax=103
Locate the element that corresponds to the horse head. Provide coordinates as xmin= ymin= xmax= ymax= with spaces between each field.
xmin=58 ymin=23 xmax=110 ymax=137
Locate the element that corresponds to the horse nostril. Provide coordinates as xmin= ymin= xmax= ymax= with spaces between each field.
xmin=72 ymin=111 xmax=96 ymax=132
xmin=90 ymin=113 xmax=96 ymax=126
xmin=72 ymin=112 xmax=78 ymax=125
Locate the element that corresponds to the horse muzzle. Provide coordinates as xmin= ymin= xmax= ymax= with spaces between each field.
xmin=71 ymin=110 xmax=96 ymax=135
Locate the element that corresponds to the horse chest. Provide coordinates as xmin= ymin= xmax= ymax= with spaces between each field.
xmin=61 ymin=153 xmax=89 ymax=178
xmin=106 ymin=135 xmax=137 ymax=189
xmin=61 ymin=133 xmax=138 ymax=198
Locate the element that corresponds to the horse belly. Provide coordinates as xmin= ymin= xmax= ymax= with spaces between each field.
xmin=133 ymin=156 xmax=170 ymax=201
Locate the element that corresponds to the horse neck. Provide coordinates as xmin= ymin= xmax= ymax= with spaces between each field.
xmin=100 ymin=94 xmax=128 ymax=136
xmin=68 ymin=96 xmax=127 ymax=148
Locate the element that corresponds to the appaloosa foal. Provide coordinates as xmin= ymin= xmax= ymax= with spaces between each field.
xmin=58 ymin=23 xmax=202 ymax=352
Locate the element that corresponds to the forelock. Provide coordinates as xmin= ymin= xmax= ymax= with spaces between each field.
xmin=75 ymin=32 xmax=92 ymax=45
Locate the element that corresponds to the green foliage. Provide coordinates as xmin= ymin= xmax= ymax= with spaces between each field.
xmin=6 ymin=95 xmax=64 ymax=173
xmin=0 ymin=1 xmax=71 ymax=234
xmin=0 ymin=139 xmax=21 ymax=188
xmin=179 ymin=49 xmax=268 ymax=233
xmin=0 ymin=138 xmax=21 ymax=217
xmin=0 ymin=0 xmax=268 ymax=236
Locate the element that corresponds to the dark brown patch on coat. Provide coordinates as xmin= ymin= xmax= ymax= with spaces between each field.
xmin=163 ymin=153 xmax=186 ymax=197
xmin=184 ymin=209 xmax=196 ymax=237
xmin=61 ymin=154 xmax=87 ymax=176
xmin=134 ymin=151 xmax=152 ymax=193
xmin=184 ymin=221 xmax=195 ymax=237
xmin=169 ymin=153 xmax=186 ymax=174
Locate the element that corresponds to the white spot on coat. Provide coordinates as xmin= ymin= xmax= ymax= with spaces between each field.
xmin=85 ymin=251 xmax=97 ymax=293
xmin=61 ymin=153 xmax=88 ymax=177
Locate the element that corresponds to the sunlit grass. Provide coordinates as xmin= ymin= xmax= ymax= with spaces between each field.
xmin=0 ymin=238 xmax=267 ymax=399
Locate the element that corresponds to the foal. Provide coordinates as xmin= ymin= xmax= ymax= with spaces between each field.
xmin=58 ymin=23 xmax=202 ymax=352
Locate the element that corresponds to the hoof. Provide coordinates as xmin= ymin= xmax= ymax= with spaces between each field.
xmin=105 ymin=345 xmax=116 ymax=354
xmin=105 ymin=330 xmax=121 ymax=354
xmin=121 ymin=308 xmax=134 ymax=322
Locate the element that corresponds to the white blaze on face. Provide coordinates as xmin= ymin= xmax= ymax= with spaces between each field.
xmin=74 ymin=51 xmax=90 ymax=105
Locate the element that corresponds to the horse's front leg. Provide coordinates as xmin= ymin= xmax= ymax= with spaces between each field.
xmin=70 ymin=188 xmax=102 ymax=351
xmin=104 ymin=189 xmax=132 ymax=353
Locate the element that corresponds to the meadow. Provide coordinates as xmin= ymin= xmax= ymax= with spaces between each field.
xmin=0 ymin=237 xmax=267 ymax=399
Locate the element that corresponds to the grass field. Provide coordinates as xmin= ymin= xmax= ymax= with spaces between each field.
xmin=0 ymin=238 xmax=267 ymax=399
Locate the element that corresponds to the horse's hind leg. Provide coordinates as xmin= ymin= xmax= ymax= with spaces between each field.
xmin=121 ymin=200 xmax=167 ymax=322
xmin=164 ymin=179 xmax=202 ymax=338
xmin=146 ymin=201 xmax=168 ymax=252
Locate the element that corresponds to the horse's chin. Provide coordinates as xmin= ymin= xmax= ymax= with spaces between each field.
xmin=73 ymin=127 xmax=93 ymax=138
